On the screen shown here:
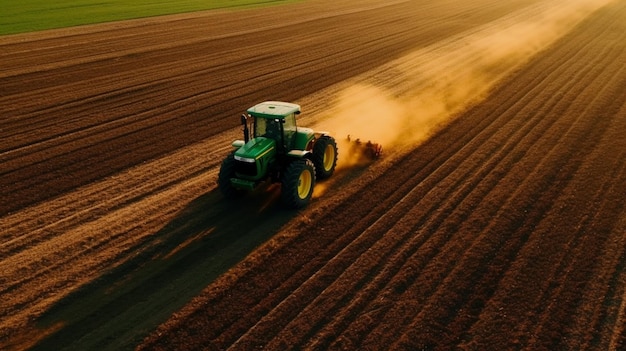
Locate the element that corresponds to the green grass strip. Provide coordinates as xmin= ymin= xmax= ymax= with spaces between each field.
xmin=0 ymin=0 xmax=299 ymax=36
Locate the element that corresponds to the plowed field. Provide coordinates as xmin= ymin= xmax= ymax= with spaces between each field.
xmin=1 ymin=0 xmax=625 ymax=350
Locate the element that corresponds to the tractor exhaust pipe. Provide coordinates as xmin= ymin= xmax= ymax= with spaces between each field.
xmin=241 ymin=114 xmax=250 ymax=143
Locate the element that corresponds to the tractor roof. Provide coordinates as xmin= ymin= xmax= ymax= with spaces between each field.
xmin=247 ymin=101 xmax=301 ymax=119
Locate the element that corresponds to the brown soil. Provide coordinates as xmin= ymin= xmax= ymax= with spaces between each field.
xmin=1 ymin=0 xmax=624 ymax=350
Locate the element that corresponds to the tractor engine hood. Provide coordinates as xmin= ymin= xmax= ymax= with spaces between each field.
xmin=234 ymin=137 xmax=276 ymax=163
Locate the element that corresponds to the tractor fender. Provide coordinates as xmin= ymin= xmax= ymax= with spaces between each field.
xmin=314 ymin=131 xmax=330 ymax=138
xmin=287 ymin=150 xmax=312 ymax=158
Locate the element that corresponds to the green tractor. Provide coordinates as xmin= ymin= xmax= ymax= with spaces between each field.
xmin=218 ymin=101 xmax=338 ymax=209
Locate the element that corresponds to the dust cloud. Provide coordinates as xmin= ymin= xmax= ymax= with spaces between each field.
xmin=319 ymin=0 xmax=613 ymax=169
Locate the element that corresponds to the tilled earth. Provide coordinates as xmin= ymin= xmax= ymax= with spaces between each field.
xmin=1 ymin=0 xmax=625 ymax=350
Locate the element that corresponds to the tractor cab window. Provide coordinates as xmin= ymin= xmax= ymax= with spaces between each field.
xmin=255 ymin=117 xmax=280 ymax=139
xmin=282 ymin=113 xmax=297 ymax=148
xmin=283 ymin=113 xmax=296 ymax=131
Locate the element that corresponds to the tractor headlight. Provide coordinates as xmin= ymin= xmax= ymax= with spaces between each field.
xmin=234 ymin=155 xmax=256 ymax=163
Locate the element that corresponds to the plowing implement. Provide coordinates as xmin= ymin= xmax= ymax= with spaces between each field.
xmin=346 ymin=135 xmax=383 ymax=160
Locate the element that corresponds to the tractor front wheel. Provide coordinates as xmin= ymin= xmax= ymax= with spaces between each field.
xmin=281 ymin=159 xmax=316 ymax=209
xmin=312 ymin=136 xmax=338 ymax=179
xmin=218 ymin=152 xmax=242 ymax=198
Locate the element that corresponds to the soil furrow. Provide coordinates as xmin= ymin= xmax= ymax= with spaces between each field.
xmin=448 ymin=7 xmax=615 ymax=346
xmin=352 ymin=4 xmax=624 ymax=346
xmin=2 ymin=0 xmax=623 ymax=350
xmin=346 ymin=15 xmax=608 ymax=348
xmin=0 ymin=136 xmax=233 ymax=257
xmin=149 ymin=2 xmax=616 ymax=350
xmin=0 ymin=0 xmax=542 ymax=216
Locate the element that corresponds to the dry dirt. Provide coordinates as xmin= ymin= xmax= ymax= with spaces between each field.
xmin=1 ymin=0 xmax=625 ymax=350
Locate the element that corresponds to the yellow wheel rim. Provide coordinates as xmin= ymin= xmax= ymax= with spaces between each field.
xmin=323 ymin=144 xmax=335 ymax=171
xmin=297 ymin=169 xmax=312 ymax=199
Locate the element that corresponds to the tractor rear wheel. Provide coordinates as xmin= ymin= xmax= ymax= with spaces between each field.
xmin=312 ymin=136 xmax=338 ymax=179
xmin=281 ymin=159 xmax=316 ymax=209
xmin=218 ymin=152 xmax=242 ymax=198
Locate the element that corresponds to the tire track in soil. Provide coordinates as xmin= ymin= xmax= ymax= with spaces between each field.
xmin=139 ymin=1 xmax=626 ymax=350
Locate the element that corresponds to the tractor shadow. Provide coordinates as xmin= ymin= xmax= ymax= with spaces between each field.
xmin=31 ymin=186 xmax=299 ymax=351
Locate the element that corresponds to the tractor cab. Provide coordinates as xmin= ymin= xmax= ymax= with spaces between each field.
xmin=247 ymin=101 xmax=300 ymax=152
